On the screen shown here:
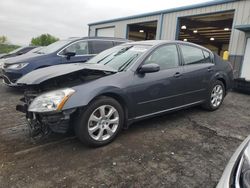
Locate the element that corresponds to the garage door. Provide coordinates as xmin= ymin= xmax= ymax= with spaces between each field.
xmin=241 ymin=38 xmax=250 ymax=80
xmin=96 ymin=27 xmax=115 ymax=37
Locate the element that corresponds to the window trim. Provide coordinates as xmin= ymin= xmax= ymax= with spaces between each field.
xmin=56 ymin=39 xmax=126 ymax=57
xmin=139 ymin=43 xmax=181 ymax=71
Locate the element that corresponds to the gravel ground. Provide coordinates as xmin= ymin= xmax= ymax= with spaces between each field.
xmin=0 ymin=81 xmax=249 ymax=188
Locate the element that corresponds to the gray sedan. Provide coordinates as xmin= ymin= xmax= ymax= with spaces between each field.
xmin=16 ymin=40 xmax=233 ymax=147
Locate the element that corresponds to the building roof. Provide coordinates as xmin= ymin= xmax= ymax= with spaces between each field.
xmin=235 ymin=24 xmax=250 ymax=32
xmin=88 ymin=0 xmax=239 ymax=26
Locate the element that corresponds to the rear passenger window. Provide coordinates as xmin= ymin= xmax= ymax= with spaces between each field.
xmin=90 ymin=40 xmax=113 ymax=54
xmin=144 ymin=44 xmax=179 ymax=70
xmin=181 ymin=45 xmax=207 ymax=65
xmin=203 ymin=50 xmax=212 ymax=63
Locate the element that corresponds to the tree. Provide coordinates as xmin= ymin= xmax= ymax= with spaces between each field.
xmin=31 ymin=34 xmax=59 ymax=46
xmin=0 ymin=36 xmax=8 ymax=44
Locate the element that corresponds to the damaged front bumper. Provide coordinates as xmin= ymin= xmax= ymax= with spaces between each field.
xmin=16 ymin=102 xmax=76 ymax=139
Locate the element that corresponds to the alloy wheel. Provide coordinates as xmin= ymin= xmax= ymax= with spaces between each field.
xmin=87 ymin=105 xmax=119 ymax=141
xmin=211 ymin=85 xmax=223 ymax=108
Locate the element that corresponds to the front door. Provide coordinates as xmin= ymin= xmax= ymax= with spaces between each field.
xmin=131 ymin=44 xmax=185 ymax=117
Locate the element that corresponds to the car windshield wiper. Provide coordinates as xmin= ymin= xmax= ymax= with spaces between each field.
xmin=117 ymin=54 xmax=139 ymax=72
xmin=96 ymin=46 xmax=133 ymax=65
xmin=96 ymin=54 xmax=113 ymax=64
xmin=114 ymin=46 xmax=132 ymax=56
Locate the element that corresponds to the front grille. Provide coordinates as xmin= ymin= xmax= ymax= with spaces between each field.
xmin=2 ymin=70 xmax=22 ymax=84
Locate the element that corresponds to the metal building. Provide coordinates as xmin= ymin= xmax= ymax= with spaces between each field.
xmin=88 ymin=0 xmax=250 ymax=85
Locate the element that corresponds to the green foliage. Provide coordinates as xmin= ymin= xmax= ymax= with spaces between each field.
xmin=0 ymin=44 xmax=20 ymax=54
xmin=0 ymin=35 xmax=20 ymax=53
xmin=31 ymin=34 xmax=59 ymax=46
xmin=0 ymin=36 xmax=8 ymax=44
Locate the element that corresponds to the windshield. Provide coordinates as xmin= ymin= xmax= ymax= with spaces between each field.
xmin=36 ymin=40 xmax=71 ymax=54
xmin=87 ymin=45 xmax=150 ymax=71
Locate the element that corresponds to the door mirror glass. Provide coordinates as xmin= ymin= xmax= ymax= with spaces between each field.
xmin=139 ymin=63 xmax=160 ymax=74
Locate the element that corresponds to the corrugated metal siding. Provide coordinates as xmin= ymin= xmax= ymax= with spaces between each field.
xmin=89 ymin=15 xmax=160 ymax=39
xmin=89 ymin=0 xmax=250 ymax=55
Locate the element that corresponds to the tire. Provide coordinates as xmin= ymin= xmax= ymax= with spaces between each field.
xmin=202 ymin=80 xmax=225 ymax=111
xmin=74 ymin=96 xmax=124 ymax=147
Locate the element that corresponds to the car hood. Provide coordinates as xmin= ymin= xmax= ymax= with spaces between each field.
xmin=17 ymin=63 xmax=117 ymax=85
xmin=3 ymin=52 xmax=43 ymax=65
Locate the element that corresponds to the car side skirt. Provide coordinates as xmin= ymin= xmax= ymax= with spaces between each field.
xmin=127 ymin=100 xmax=205 ymax=124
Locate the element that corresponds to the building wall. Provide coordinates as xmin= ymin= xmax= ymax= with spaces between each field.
xmin=161 ymin=1 xmax=250 ymax=55
xmin=89 ymin=15 xmax=161 ymax=39
xmin=89 ymin=0 xmax=250 ymax=77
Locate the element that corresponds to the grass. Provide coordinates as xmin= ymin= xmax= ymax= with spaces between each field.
xmin=0 ymin=43 xmax=20 ymax=54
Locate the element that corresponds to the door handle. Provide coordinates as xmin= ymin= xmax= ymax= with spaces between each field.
xmin=174 ymin=72 xmax=182 ymax=78
xmin=207 ymin=67 xmax=214 ymax=72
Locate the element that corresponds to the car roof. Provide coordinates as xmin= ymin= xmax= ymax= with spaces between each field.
xmin=68 ymin=37 xmax=131 ymax=42
xmin=123 ymin=40 xmax=212 ymax=52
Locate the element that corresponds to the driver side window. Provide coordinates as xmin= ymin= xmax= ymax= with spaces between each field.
xmin=144 ymin=44 xmax=179 ymax=70
xmin=62 ymin=41 xmax=89 ymax=56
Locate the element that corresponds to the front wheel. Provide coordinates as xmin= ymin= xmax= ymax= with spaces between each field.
xmin=74 ymin=96 xmax=124 ymax=147
xmin=202 ymin=80 xmax=225 ymax=111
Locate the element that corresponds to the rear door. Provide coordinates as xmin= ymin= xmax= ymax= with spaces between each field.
xmin=131 ymin=44 xmax=185 ymax=117
xmin=179 ymin=44 xmax=214 ymax=104
xmin=60 ymin=40 xmax=93 ymax=64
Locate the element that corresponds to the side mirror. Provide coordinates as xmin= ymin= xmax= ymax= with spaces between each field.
xmin=64 ymin=51 xmax=76 ymax=60
xmin=138 ymin=63 xmax=160 ymax=74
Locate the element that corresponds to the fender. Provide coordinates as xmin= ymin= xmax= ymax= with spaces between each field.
xmin=62 ymin=84 xmax=130 ymax=110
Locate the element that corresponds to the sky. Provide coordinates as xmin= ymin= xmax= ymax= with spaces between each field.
xmin=0 ymin=0 xmax=211 ymax=45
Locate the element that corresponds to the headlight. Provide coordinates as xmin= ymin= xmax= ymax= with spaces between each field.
xmin=235 ymin=142 xmax=250 ymax=188
xmin=7 ymin=63 xmax=28 ymax=69
xmin=28 ymin=88 xmax=75 ymax=112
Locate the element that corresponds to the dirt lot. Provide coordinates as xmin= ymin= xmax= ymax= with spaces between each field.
xmin=0 ymin=81 xmax=249 ymax=188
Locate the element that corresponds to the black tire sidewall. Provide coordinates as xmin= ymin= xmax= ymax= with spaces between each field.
xmin=74 ymin=96 xmax=124 ymax=147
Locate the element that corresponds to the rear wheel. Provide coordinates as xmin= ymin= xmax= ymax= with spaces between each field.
xmin=202 ymin=80 xmax=225 ymax=111
xmin=74 ymin=96 xmax=124 ymax=147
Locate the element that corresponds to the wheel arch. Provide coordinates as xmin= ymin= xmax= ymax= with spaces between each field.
xmin=217 ymin=77 xmax=226 ymax=91
xmin=94 ymin=92 xmax=129 ymax=129
xmin=213 ymin=72 xmax=228 ymax=92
